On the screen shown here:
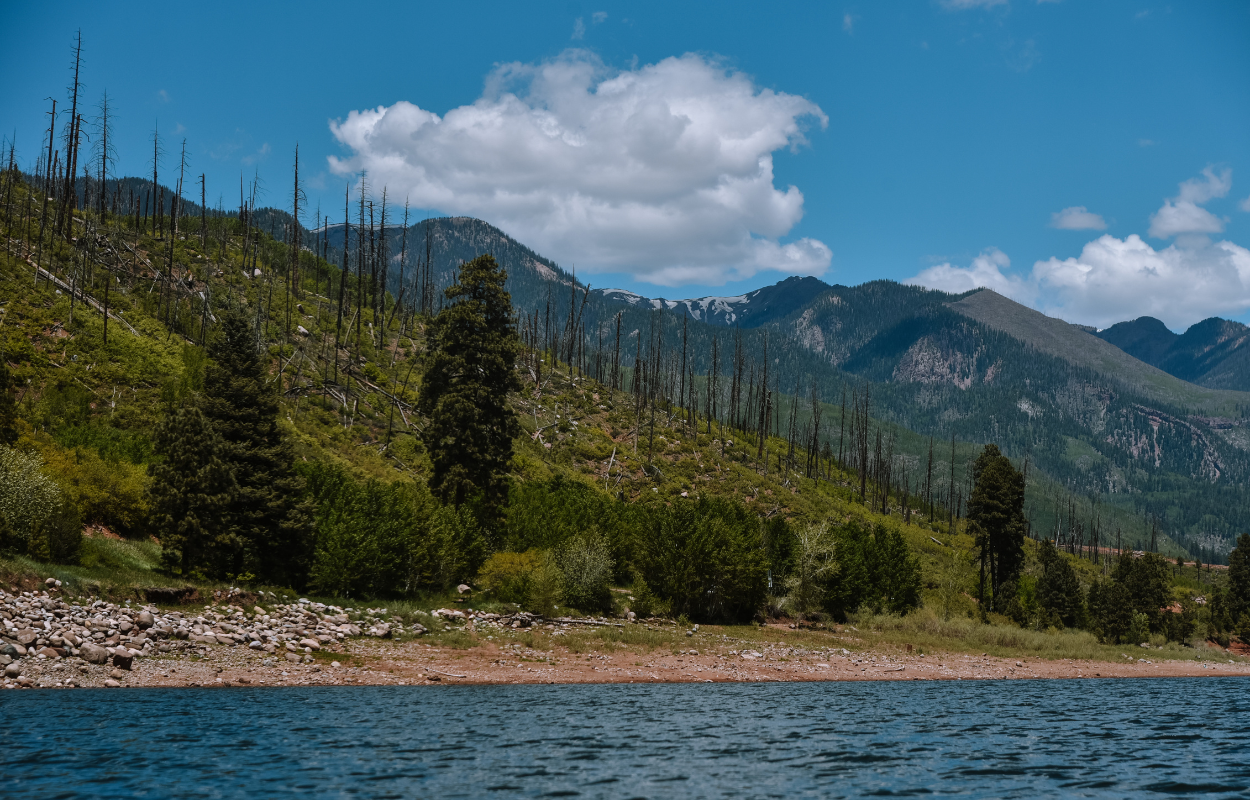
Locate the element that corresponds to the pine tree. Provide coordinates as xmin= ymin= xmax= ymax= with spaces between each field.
xmin=149 ymin=405 xmax=239 ymax=578
xmin=0 ymin=359 xmax=17 ymax=446
xmin=1224 ymin=533 xmax=1250 ymax=622
xmin=1037 ymin=538 xmax=1083 ymax=628
xmin=418 ymin=253 xmax=521 ymax=520
xmin=968 ymin=443 xmax=1027 ymax=612
xmin=203 ymin=304 xmax=312 ymax=586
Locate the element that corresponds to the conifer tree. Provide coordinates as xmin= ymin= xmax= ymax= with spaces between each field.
xmin=1037 ymin=538 xmax=1083 ymax=628
xmin=968 ymin=443 xmax=1027 ymax=611
xmin=418 ymin=253 xmax=521 ymax=519
xmin=203 ymin=304 xmax=312 ymax=586
xmin=1224 ymin=533 xmax=1249 ymax=627
xmin=0 ymin=360 xmax=17 ymax=447
xmin=149 ymin=405 xmax=239 ymax=578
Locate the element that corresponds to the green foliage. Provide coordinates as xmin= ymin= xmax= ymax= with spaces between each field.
xmin=1228 ymin=533 xmax=1250 ymax=622
xmin=302 ymin=461 xmax=484 ymax=598
xmin=147 ymin=405 xmax=240 ymax=579
xmin=786 ymin=522 xmax=839 ymax=615
xmin=505 ymin=476 xmax=642 ymax=582
xmin=0 ymin=360 xmax=17 ymax=447
xmin=1126 ymin=611 xmax=1151 ymax=646
xmin=632 ymin=497 xmax=768 ymax=623
xmin=969 ymin=444 xmax=1026 ymax=611
xmin=1111 ymin=551 xmax=1171 ymax=633
xmin=478 ymin=550 xmax=543 ymax=604
xmin=823 ymin=521 xmax=922 ymax=619
xmin=1036 ymin=539 xmax=1084 ymax=628
xmin=39 ymin=444 xmax=149 ymax=534
xmin=1087 ymin=579 xmax=1133 ymax=643
xmin=419 ymin=253 xmax=522 ymax=518
xmin=0 ymin=446 xmax=81 ymax=563
xmin=557 ymin=530 xmax=615 ymax=614
xmin=203 ymin=304 xmax=312 ymax=587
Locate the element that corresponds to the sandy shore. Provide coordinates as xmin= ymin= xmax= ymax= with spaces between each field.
xmin=10 ymin=630 xmax=1249 ymax=690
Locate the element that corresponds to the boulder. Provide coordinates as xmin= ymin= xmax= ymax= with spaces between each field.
xmin=44 ymin=577 xmax=56 ymax=587
xmin=136 ymin=611 xmax=155 ymax=629
xmin=113 ymin=651 xmax=134 ymax=671
xmin=36 ymin=647 xmax=61 ymax=659
xmin=15 ymin=629 xmax=36 ymax=646
xmin=284 ymin=652 xmax=301 ymax=663
xmin=80 ymin=643 xmax=110 ymax=665
xmin=3 ymin=663 xmax=20 ymax=678
xmin=104 ymin=678 xmax=120 ymax=688
xmin=298 ymin=638 xmax=321 ymax=651
xmin=457 ymin=584 xmax=472 ymax=594
xmin=0 ymin=643 xmax=19 ymax=659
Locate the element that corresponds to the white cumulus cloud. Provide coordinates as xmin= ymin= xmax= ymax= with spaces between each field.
xmin=1240 ymin=195 xmax=1250 ymax=213
xmin=906 ymin=168 xmax=1250 ymax=329
xmin=1148 ymin=166 xmax=1231 ymax=239
xmin=328 ymin=51 xmax=830 ymax=287
xmin=905 ymin=248 xmax=1035 ymax=303
xmin=1032 ymin=235 xmax=1250 ymax=329
xmin=1050 ymin=206 xmax=1107 ymax=230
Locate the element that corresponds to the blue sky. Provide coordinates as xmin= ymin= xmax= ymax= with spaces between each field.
xmin=3 ymin=1 xmax=1248 ymax=329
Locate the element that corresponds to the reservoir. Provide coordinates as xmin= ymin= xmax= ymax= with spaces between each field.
xmin=4 ymin=678 xmax=1248 ymax=798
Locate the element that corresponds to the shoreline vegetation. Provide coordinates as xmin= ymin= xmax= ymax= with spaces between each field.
xmin=3 ymin=34 xmax=1250 ymax=692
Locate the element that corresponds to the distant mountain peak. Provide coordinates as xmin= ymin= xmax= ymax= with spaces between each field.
xmin=596 ymin=275 xmax=831 ymax=327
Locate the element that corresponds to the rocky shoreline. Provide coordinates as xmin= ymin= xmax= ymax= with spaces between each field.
xmin=5 ymin=583 xmax=1249 ymax=690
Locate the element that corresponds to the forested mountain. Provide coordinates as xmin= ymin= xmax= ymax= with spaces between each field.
xmin=143 ymin=201 xmax=1250 ymax=558
xmin=1096 ymin=316 xmax=1250 ymax=392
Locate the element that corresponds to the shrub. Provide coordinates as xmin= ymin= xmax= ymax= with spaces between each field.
xmin=478 ymin=550 xmax=543 ymax=604
xmin=1126 ymin=611 xmax=1151 ymax=646
xmin=632 ymin=497 xmax=768 ymax=623
xmin=557 ymin=530 xmax=615 ymax=614
xmin=0 ymin=446 xmax=82 ymax=563
xmin=823 ymin=521 xmax=922 ymax=620
xmin=786 ymin=522 xmax=839 ymax=615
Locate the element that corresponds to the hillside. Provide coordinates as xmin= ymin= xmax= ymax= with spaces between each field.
xmin=253 ymin=208 xmax=1250 ymax=557
xmin=1096 ymin=315 xmax=1250 ymax=392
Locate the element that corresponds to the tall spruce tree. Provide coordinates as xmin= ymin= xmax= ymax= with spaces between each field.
xmin=203 ymin=305 xmax=311 ymax=587
xmin=0 ymin=359 xmax=17 ymax=446
xmin=418 ymin=253 xmax=521 ymax=519
xmin=1036 ymin=538 xmax=1083 ymax=628
xmin=1224 ymin=533 xmax=1249 ymax=624
xmin=968 ymin=443 xmax=1027 ymax=612
xmin=149 ymin=405 xmax=240 ymax=578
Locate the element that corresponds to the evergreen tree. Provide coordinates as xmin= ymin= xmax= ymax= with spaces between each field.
xmin=1228 ymin=533 xmax=1250 ymax=623
xmin=0 ymin=360 xmax=17 ymax=447
xmin=1036 ymin=539 xmax=1083 ymax=628
xmin=203 ymin=305 xmax=311 ymax=587
xmin=148 ymin=405 xmax=239 ymax=578
xmin=1112 ymin=550 xmax=1171 ymax=632
xmin=968 ymin=444 xmax=1027 ymax=612
xmin=418 ymin=253 xmax=522 ymax=519
xmin=1088 ymin=579 xmax=1132 ymax=643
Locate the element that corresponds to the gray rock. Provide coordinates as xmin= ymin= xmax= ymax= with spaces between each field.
xmin=0 ymin=643 xmax=18 ymax=658
xmin=298 ymin=638 xmax=321 ymax=651
xmin=36 ymin=646 xmax=60 ymax=659
xmin=3 ymin=663 xmax=20 ymax=678
xmin=284 ymin=652 xmax=301 ymax=663
xmin=80 ymin=643 xmax=110 ymax=664
xmin=137 ymin=611 xmax=155 ymax=629
xmin=15 ymin=629 xmax=36 ymax=646
xmin=103 ymin=678 xmax=120 ymax=688
xmin=457 ymin=584 xmax=472 ymax=594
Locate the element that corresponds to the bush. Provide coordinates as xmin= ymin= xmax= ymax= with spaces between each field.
xmin=478 ymin=550 xmax=543 ymax=604
xmin=557 ymin=530 xmax=615 ymax=614
xmin=0 ymin=446 xmax=82 ymax=563
xmin=823 ymin=521 xmax=922 ymax=619
xmin=302 ymin=462 xmax=483 ymax=598
xmin=1126 ymin=611 xmax=1151 ymax=646
xmin=1088 ymin=579 xmax=1133 ymax=643
xmin=632 ymin=497 xmax=768 ymax=623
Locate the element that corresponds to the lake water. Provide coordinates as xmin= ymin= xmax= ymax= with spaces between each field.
xmin=4 ymin=678 xmax=1249 ymax=798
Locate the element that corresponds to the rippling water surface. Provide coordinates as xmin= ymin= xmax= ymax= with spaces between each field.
xmin=4 ymin=678 xmax=1249 ymax=798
